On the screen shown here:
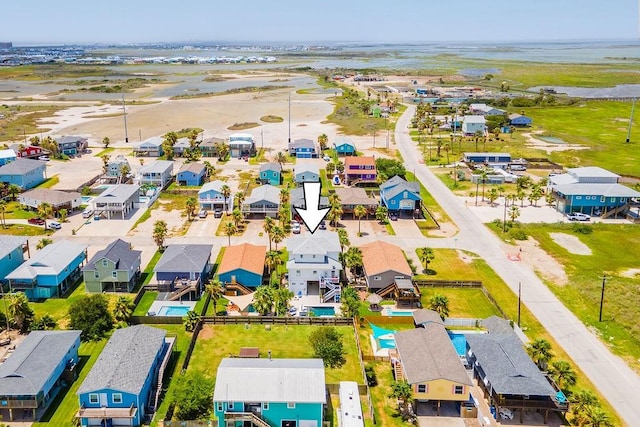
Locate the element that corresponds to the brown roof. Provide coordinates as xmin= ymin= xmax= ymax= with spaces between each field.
xmin=345 ymin=156 xmax=376 ymax=168
xmin=395 ymin=324 xmax=472 ymax=386
xmin=360 ymin=241 xmax=412 ymax=277
xmin=20 ymin=188 xmax=81 ymax=206
xmin=178 ymin=162 xmax=206 ymax=175
xmin=333 ymin=188 xmax=378 ymax=207
xmin=217 ymin=243 xmax=267 ymax=275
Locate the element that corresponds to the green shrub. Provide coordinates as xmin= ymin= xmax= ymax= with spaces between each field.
xmin=508 ymin=228 xmax=528 ymax=241
xmin=571 ymin=223 xmax=593 ymax=234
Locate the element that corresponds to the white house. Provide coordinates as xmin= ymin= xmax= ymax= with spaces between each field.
xmin=469 ymin=103 xmax=505 ymax=116
xmin=138 ymin=160 xmax=174 ymax=188
xmin=462 ymin=115 xmax=487 ymax=135
xmin=285 ymin=230 xmax=342 ymax=298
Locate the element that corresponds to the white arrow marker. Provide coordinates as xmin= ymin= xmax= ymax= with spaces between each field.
xmin=295 ymin=181 xmax=330 ymax=234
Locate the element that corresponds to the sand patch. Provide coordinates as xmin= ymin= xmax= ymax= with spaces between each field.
xmin=199 ymin=325 xmax=214 ymax=340
xmin=507 ymin=237 xmax=569 ymax=286
xmin=522 ymin=130 xmax=589 ymax=154
xmin=549 ymin=232 xmax=592 ymax=255
xmin=620 ymin=268 xmax=640 ymax=278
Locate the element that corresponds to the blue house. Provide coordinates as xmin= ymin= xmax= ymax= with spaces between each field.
xmin=288 ymin=138 xmax=318 ymax=158
xmin=199 ymin=180 xmax=232 ymax=211
xmin=379 ymin=176 xmax=422 ymax=216
xmin=509 ymin=113 xmax=533 ymax=127
xmin=6 ymin=240 xmax=87 ymax=300
xmin=176 ymin=162 xmax=206 ymax=186
xmin=294 ymin=162 xmax=320 ymax=184
xmin=0 ymin=149 xmax=16 ymax=166
xmin=0 ymin=236 xmax=28 ymax=286
xmin=213 ymin=358 xmax=326 ymax=427
xmin=461 ymin=115 xmax=487 ymax=135
xmin=259 ymin=162 xmax=282 ymax=186
xmin=55 ymin=136 xmax=87 ymax=156
xmin=550 ymin=166 xmax=640 ymax=217
xmin=333 ymin=136 xmax=356 ymax=156
xmin=0 ymin=330 xmax=81 ymax=422
xmin=217 ymin=243 xmax=266 ymax=289
xmin=0 ymin=158 xmax=46 ymax=189
xmin=76 ymin=325 xmax=175 ymax=427
xmin=154 ymin=244 xmax=213 ymax=298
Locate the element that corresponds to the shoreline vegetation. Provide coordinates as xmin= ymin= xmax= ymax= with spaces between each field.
xmin=169 ymin=84 xmax=292 ymax=100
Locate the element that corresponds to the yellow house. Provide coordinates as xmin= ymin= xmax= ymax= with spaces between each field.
xmin=394 ymin=324 xmax=473 ymax=413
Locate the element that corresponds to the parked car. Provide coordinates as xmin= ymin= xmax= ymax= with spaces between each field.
xmin=291 ymin=223 xmax=301 ymax=234
xmin=82 ymin=209 xmax=94 ymax=218
xmin=319 ymin=220 xmax=326 ymax=230
xmin=567 ymin=212 xmax=591 ymax=221
xmin=37 ymin=155 xmax=50 ymax=161
xmin=49 ymin=221 xmax=62 ymax=229
xmin=389 ymin=212 xmax=398 ymax=221
xmin=287 ymin=306 xmax=297 ymax=316
xmin=198 ymin=209 xmax=208 ymax=219
xmin=323 ymin=155 xmax=331 ymax=162
xmin=27 ymin=217 xmax=45 ymax=225
xmin=509 ymin=164 xmax=527 ymax=171
xmin=213 ymin=209 xmax=223 ymax=218
xmin=499 ymin=408 xmax=514 ymax=420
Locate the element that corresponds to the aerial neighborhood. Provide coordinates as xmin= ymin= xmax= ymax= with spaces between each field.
xmin=0 ymin=64 xmax=639 ymax=427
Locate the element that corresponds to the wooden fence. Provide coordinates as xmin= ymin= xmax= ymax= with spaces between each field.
xmin=201 ymin=316 xmax=353 ymax=326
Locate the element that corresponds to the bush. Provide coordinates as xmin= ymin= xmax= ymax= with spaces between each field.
xmin=571 ymin=223 xmax=593 ymax=234
xmin=365 ymin=365 xmax=378 ymax=387
xmin=508 ymin=228 xmax=528 ymax=241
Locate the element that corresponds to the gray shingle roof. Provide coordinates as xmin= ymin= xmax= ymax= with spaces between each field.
xmin=294 ymin=162 xmax=319 ymax=175
xmin=334 ymin=136 xmax=355 ymax=148
xmin=395 ymin=325 xmax=472 ymax=386
xmin=289 ymin=138 xmax=316 ymax=149
xmin=6 ymin=240 xmax=87 ymax=280
xmin=78 ymin=325 xmax=166 ymax=395
xmin=154 ymin=244 xmax=212 ymax=274
xmin=140 ymin=160 xmax=174 ymax=174
xmin=0 ymin=158 xmax=45 ymax=175
xmin=291 ymin=187 xmax=329 ymax=208
xmin=82 ymin=239 xmax=141 ymax=272
xmin=92 ymin=184 xmax=140 ymax=204
xmin=412 ymin=309 xmax=444 ymax=326
xmin=213 ymin=358 xmax=326 ymax=403
xmin=465 ymin=333 xmax=556 ymax=396
xmin=286 ymin=230 xmax=341 ymax=257
xmin=259 ymin=162 xmax=282 ymax=173
xmin=0 ymin=235 xmax=27 ymax=259
xmin=20 ymin=188 xmax=81 ymax=206
xmin=245 ymin=184 xmax=281 ymax=205
xmin=482 ymin=316 xmax=514 ymax=335
xmin=380 ymin=176 xmax=420 ymax=200
xmin=0 ymin=330 xmax=81 ymax=395
xmin=553 ymin=183 xmax=640 ymax=198
xmin=135 ymin=136 xmax=164 ymax=148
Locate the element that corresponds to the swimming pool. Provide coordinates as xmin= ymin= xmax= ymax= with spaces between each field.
xmin=386 ymin=309 xmax=415 ymax=317
xmin=157 ymin=305 xmax=191 ymax=316
xmin=378 ymin=336 xmax=396 ymax=349
xmin=448 ymin=332 xmax=467 ymax=356
xmin=538 ymin=135 xmax=567 ymax=144
xmin=310 ymin=306 xmax=336 ymax=316
xmin=81 ymin=196 xmax=93 ymax=203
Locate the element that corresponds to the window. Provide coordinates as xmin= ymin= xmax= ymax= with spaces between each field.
xmin=287 ymin=402 xmax=295 ymax=409
xmin=417 ymin=384 xmax=427 ymax=393
xmin=611 ymin=197 xmax=616 ymax=202
xmin=262 ymin=402 xmax=269 ymax=410
xmin=601 ymin=196 xmax=605 ymax=202
xmin=112 ymin=271 xmax=118 ymax=278
xmin=89 ymin=394 xmax=99 ymax=404
xmin=575 ymin=196 xmax=582 ymax=200
xmin=102 ymin=259 xmax=108 ymax=267
xmin=454 ymin=385 xmax=464 ymax=394
xmin=94 ymin=272 xmax=100 ymax=279
xmin=217 ymin=402 xmax=223 ymax=412
xmin=112 ymin=394 xmax=122 ymax=404
xmin=228 ymin=402 xmax=234 ymax=410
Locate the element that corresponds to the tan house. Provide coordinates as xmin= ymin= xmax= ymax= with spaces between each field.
xmin=360 ymin=241 xmax=412 ymax=291
xmin=393 ymin=324 xmax=473 ymax=415
xmin=333 ymin=187 xmax=378 ymax=217
xmin=19 ymin=188 xmax=82 ymax=212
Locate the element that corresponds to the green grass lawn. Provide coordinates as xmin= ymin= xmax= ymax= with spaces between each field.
xmin=33 ymin=339 xmax=108 ymax=427
xmin=35 ymin=175 xmax=60 ymax=189
xmin=187 ymin=325 xmax=361 ymax=384
xmin=133 ymin=291 xmax=158 ymax=316
xmin=2 ymin=200 xmax=39 ymax=219
xmin=0 ymin=224 xmax=52 ymax=236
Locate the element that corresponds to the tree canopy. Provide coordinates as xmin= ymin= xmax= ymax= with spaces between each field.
xmin=169 ymin=371 xmax=215 ymax=420
xmin=309 ymin=327 xmax=346 ymax=368
xmin=68 ymin=294 xmax=114 ymax=341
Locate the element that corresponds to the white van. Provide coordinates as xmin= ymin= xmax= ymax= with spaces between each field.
xmin=82 ymin=209 xmax=94 ymax=218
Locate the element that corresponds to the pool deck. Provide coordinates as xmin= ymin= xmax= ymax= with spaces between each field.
xmin=381 ymin=307 xmax=417 ymax=317
xmin=147 ymin=300 xmax=196 ymax=316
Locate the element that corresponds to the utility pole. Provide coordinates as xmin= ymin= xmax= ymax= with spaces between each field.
xmin=122 ymin=90 xmax=129 ymax=143
xmin=599 ymin=274 xmax=607 ymax=322
xmin=288 ymin=92 xmax=291 ymax=144
xmin=625 ymin=98 xmax=635 ymax=143
xmin=503 ymin=195 xmax=509 ymax=232
xmin=261 ymin=129 xmax=264 ymax=149
xmin=517 ymin=282 xmax=522 ymax=327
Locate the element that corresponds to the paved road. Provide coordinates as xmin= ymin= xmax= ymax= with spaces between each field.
xmin=394 ymin=105 xmax=640 ymax=426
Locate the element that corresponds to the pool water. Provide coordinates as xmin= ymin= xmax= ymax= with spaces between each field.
xmin=387 ymin=309 xmax=415 ymax=317
xmin=538 ymin=135 xmax=567 ymax=144
xmin=158 ymin=305 xmax=191 ymax=316
xmin=310 ymin=306 xmax=336 ymax=316
xmin=81 ymin=196 xmax=92 ymax=203
xmin=448 ymin=332 xmax=467 ymax=356
xmin=378 ymin=337 xmax=396 ymax=349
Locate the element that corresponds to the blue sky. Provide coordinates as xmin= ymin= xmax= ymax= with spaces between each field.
xmin=3 ymin=0 xmax=638 ymax=44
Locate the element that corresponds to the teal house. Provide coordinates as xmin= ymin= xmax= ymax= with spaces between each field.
xmin=333 ymin=136 xmax=356 ymax=156
xmin=0 ymin=236 xmax=28 ymax=286
xmin=213 ymin=358 xmax=326 ymax=427
xmin=0 ymin=158 xmax=47 ymax=190
xmin=217 ymin=243 xmax=266 ymax=289
xmin=6 ymin=240 xmax=87 ymax=300
xmin=259 ymin=162 xmax=282 ymax=186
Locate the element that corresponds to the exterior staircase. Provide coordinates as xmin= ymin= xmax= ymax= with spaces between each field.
xmin=320 ymin=277 xmax=340 ymax=302
xmin=225 ymin=281 xmax=253 ymax=296
xmin=169 ymin=282 xmax=198 ymax=301
xmin=149 ymin=337 xmax=175 ymax=411
xmin=376 ymin=282 xmax=397 ymax=299
xmin=224 ymin=411 xmax=270 ymax=427
xmin=602 ymin=203 xmax=630 ymax=219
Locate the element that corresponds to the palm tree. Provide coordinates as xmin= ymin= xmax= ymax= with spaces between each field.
xmin=509 ymin=205 xmax=521 ymax=223
xmin=119 ymin=164 xmax=131 ymax=184
xmin=389 ymin=380 xmax=414 ymax=417
xmin=429 ymin=293 xmax=449 ymax=320
xmin=344 ymin=247 xmax=363 ymax=276
xmin=223 ymin=221 xmax=237 ymax=246
xmin=265 ymin=250 xmax=282 ymax=275
xmin=419 ymin=247 xmax=435 ymax=273
xmin=375 ymin=205 xmax=388 ymax=223
xmin=570 ymin=389 xmax=599 ymax=423
xmin=163 ymin=131 xmax=178 ymax=160
xmin=205 ymin=278 xmax=224 ymax=315
xmin=275 ymin=151 xmax=287 ymax=166
xmin=235 ymin=191 xmax=245 ymax=211
xmin=529 ymin=184 xmax=543 ymax=206
xmin=271 ymin=225 xmax=285 ymax=251
xmin=582 ymin=406 xmax=613 ymax=427
xmin=273 ymin=287 xmax=294 ymax=316
xmin=263 ymin=217 xmax=275 ymax=251
xmin=58 ymin=208 xmax=68 ymax=223
xmin=527 ymin=338 xmax=554 ymax=370
xmin=101 ymin=154 xmax=111 ymax=174
xmin=326 ymin=162 xmax=336 ymax=176
xmin=203 ymin=160 xmax=215 ymax=177
xmin=8 ymin=184 xmax=21 ymax=201
xmin=37 ymin=202 xmax=53 ymax=230
xmin=153 ymin=220 xmax=168 ymax=250
xmin=279 ymin=188 xmax=290 ymax=206
xmin=317 ymin=133 xmax=328 ymax=151
xmin=7 ymin=292 xmax=35 ymax=332
xmin=183 ymin=310 xmax=200 ymax=332
xmin=231 ymin=208 xmax=243 ymax=229
xmin=548 ymin=360 xmax=577 ymax=390
xmin=113 ymin=296 xmax=135 ymax=323
xmin=185 ymin=197 xmax=197 ymax=221
xmin=221 ymin=184 xmax=231 ymax=213
xmin=337 ymin=228 xmax=350 ymax=254
xmin=516 ymin=188 xmax=526 ymax=207
xmin=36 ymin=237 xmax=52 ymax=249
xmin=253 ymin=285 xmax=274 ymax=315
xmin=353 ymin=204 xmax=367 ymax=235
xmin=0 ymin=200 xmax=7 ymax=228
xmin=487 ymin=188 xmax=499 ymax=206
xmin=102 ymin=136 xmax=110 ymax=148
xmin=334 ymin=160 xmax=345 ymax=174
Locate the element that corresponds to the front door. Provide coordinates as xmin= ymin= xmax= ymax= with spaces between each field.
xmin=99 ymin=393 xmax=108 ymax=407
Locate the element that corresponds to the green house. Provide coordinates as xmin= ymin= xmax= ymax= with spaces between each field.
xmin=82 ymin=239 xmax=141 ymax=293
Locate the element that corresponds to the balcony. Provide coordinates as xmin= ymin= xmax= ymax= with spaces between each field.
xmin=76 ymin=404 xmax=137 ymax=419
xmin=0 ymin=398 xmax=38 ymax=409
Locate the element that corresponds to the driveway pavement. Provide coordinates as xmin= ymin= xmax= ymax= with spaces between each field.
xmin=395 ymin=105 xmax=640 ymax=426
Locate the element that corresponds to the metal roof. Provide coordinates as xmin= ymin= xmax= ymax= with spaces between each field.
xmin=135 ymin=136 xmax=164 ymax=148
xmin=0 ymin=330 xmax=81 ymax=396
xmin=395 ymin=326 xmax=472 ymax=386
xmin=462 ymin=115 xmax=486 ymax=124
xmin=140 ymin=160 xmax=174 ymax=174
xmin=154 ymin=244 xmax=212 ymax=273
xmin=568 ymin=166 xmax=619 ymax=179
xmin=294 ymin=162 xmax=320 ymax=175
xmin=6 ymin=240 xmax=87 ymax=280
xmin=334 ymin=136 xmax=355 ymax=148
xmin=82 ymin=239 xmax=141 ymax=272
xmin=198 ymin=180 xmax=226 ymax=195
xmin=0 ymin=235 xmax=27 ymax=259
xmin=213 ymin=358 xmax=326 ymax=403
xmin=0 ymin=149 xmax=16 ymax=159
xmin=0 ymin=158 xmax=45 ymax=175
xmin=286 ymin=230 xmax=341 ymax=257
xmin=78 ymin=325 xmax=166 ymax=395
xmin=245 ymin=184 xmax=281 ymax=205
xmin=92 ymin=184 xmax=140 ymax=204
xmin=553 ymin=183 xmax=640 ymax=197
xmin=465 ymin=333 xmax=556 ymax=396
